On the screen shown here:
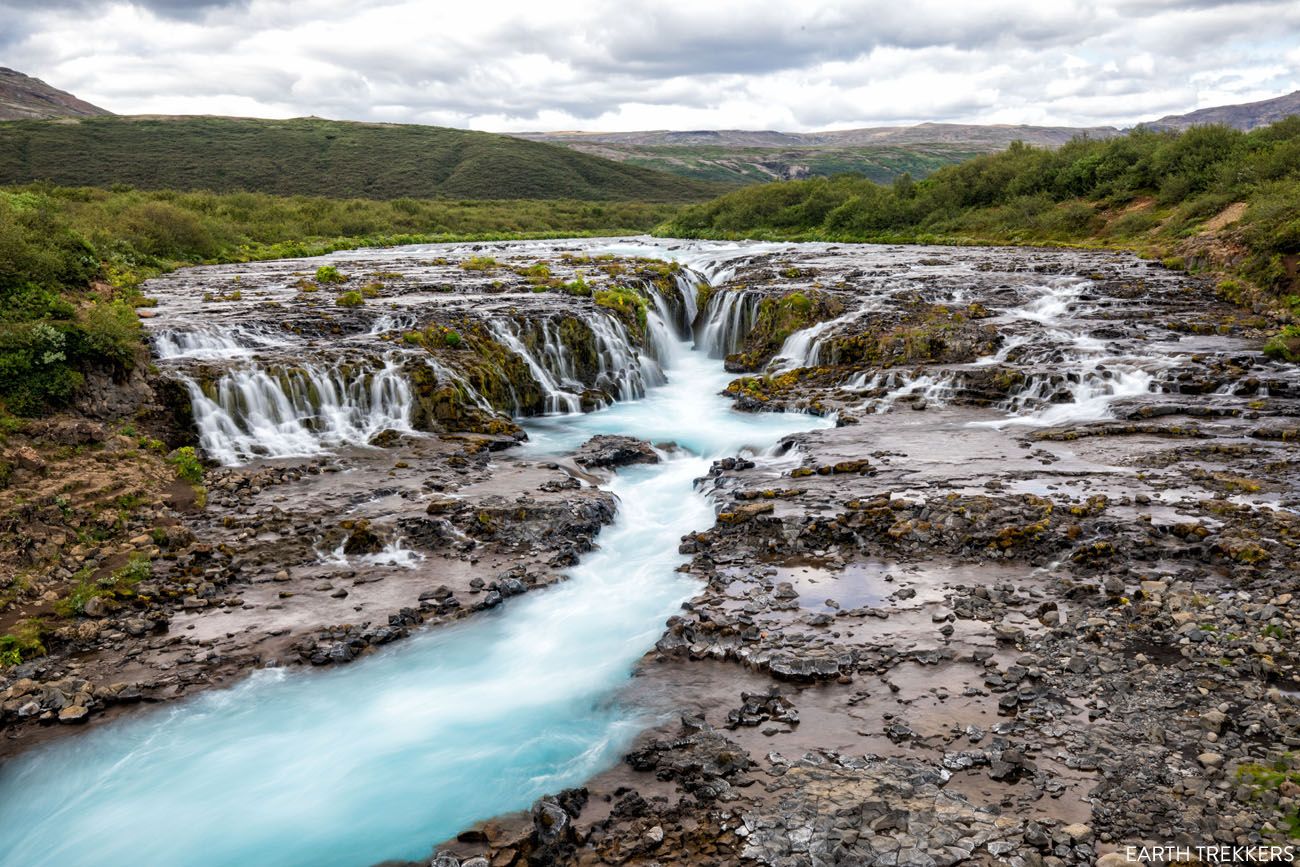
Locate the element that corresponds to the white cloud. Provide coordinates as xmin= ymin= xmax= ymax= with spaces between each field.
xmin=1 ymin=0 xmax=1297 ymax=131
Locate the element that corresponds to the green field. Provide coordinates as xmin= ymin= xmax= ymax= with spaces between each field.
xmin=0 ymin=116 xmax=727 ymax=202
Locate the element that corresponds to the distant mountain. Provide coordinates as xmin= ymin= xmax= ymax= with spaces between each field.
xmin=0 ymin=67 xmax=111 ymax=120
xmin=0 ymin=115 xmax=727 ymax=201
xmin=519 ymin=122 xmax=1118 ymax=151
xmin=513 ymin=124 xmax=1121 ymax=185
xmin=515 ymin=90 xmax=1300 ymax=185
xmin=1141 ymin=90 xmax=1300 ymax=132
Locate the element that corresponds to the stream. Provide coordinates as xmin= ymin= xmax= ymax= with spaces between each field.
xmin=0 ymin=245 xmax=830 ymax=867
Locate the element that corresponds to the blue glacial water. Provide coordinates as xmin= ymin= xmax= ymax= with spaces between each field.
xmin=0 ymin=334 xmax=829 ymax=867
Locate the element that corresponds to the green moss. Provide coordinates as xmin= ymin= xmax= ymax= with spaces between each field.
xmin=594 ymin=286 xmax=649 ymax=336
xmin=460 ymin=256 xmax=499 ymax=272
xmin=335 ymin=290 xmax=364 ymax=308
xmin=0 ymin=618 xmax=46 ymax=666
xmin=728 ymin=289 xmax=844 ymax=371
xmin=1264 ymin=325 xmax=1300 ymax=362
xmin=315 ymin=264 xmax=346 ymax=284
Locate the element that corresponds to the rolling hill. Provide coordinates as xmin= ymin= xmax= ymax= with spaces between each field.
xmin=0 ymin=115 xmax=727 ymax=201
xmin=515 ymin=123 xmax=1120 ymax=185
xmin=0 ymin=67 xmax=111 ymax=120
xmin=517 ymin=92 xmax=1300 ymax=184
xmin=1142 ymin=90 xmax=1300 ymax=132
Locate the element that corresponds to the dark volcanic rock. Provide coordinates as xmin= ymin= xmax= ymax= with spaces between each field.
xmin=572 ymin=435 xmax=660 ymax=468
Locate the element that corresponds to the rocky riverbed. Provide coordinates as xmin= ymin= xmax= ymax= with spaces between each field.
xmin=2 ymin=238 xmax=1298 ymax=866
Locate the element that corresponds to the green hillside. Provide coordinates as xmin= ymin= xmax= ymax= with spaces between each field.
xmin=0 ymin=115 xmax=727 ymax=202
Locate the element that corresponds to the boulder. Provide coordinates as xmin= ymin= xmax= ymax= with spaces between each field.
xmin=572 ymin=435 xmax=659 ymax=468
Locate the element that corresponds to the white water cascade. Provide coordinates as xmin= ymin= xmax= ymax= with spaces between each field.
xmin=982 ymin=367 xmax=1156 ymax=428
xmin=487 ymin=309 xmax=673 ymax=416
xmin=847 ymin=369 xmax=963 ymax=413
xmin=695 ymin=289 xmax=761 ymax=358
xmin=152 ymin=326 xmax=293 ymax=361
xmin=186 ymin=356 xmax=415 ymax=465
xmin=772 ymin=307 xmax=867 ymax=372
xmin=969 ymin=280 xmax=1160 ymax=428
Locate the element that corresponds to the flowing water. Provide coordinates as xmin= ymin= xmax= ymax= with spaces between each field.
xmin=0 ymin=251 xmax=830 ymax=867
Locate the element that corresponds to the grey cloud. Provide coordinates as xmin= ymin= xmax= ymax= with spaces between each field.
xmin=1 ymin=0 xmax=1297 ymax=131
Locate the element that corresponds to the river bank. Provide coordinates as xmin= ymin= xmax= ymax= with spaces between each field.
xmin=2 ymin=238 xmax=1298 ymax=866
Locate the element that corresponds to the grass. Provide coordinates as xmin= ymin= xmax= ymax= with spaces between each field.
xmin=54 ymin=556 xmax=152 ymax=617
xmin=0 ymin=115 xmax=727 ymax=202
xmin=0 ymin=618 xmax=46 ymax=667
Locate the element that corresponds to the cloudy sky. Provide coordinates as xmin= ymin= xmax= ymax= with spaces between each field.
xmin=3 ymin=0 xmax=1298 ymax=132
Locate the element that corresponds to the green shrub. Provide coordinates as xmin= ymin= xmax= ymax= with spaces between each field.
xmin=168 ymin=446 xmax=204 ymax=484
xmin=315 ymin=264 xmax=346 ymax=283
xmin=336 ymin=290 xmax=364 ymax=307
xmin=77 ymin=300 xmax=142 ymax=369
xmin=1264 ymin=325 xmax=1300 ymax=363
xmin=460 ymin=256 xmax=499 ymax=271
xmin=443 ymin=330 xmax=462 ymax=348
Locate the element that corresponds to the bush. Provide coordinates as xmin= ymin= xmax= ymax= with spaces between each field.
xmin=121 ymin=201 xmax=219 ymax=259
xmin=335 ymin=290 xmax=364 ymax=307
xmin=167 ymin=446 xmax=204 ymax=483
xmin=315 ymin=264 xmax=346 ymax=283
xmin=1264 ymin=326 xmax=1300 ymax=363
xmin=0 ymin=321 xmax=83 ymax=415
xmin=77 ymin=300 xmax=142 ymax=369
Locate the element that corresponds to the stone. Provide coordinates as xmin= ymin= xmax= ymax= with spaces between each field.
xmin=1061 ymin=824 xmax=1093 ymax=844
xmin=1200 ymin=709 xmax=1227 ymax=732
xmin=58 ymin=705 xmax=89 ymax=724
xmin=573 ymin=435 xmax=659 ymax=468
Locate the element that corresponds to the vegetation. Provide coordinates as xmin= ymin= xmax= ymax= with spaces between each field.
xmin=167 ymin=446 xmax=204 ymax=484
xmin=54 ymin=555 xmax=151 ymax=617
xmin=314 ymin=264 xmax=346 ymax=284
xmin=593 ymin=286 xmax=649 ymax=336
xmin=660 ymin=119 xmax=1300 ymax=343
xmin=0 ymin=116 xmax=727 ymax=202
xmin=0 ymin=183 xmax=683 ymax=416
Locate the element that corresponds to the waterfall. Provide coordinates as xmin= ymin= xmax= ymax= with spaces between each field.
xmin=694 ymin=289 xmax=760 ymax=358
xmin=980 ymin=366 xmax=1156 ymax=428
xmin=588 ymin=314 xmax=666 ymax=402
xmin=771 ymin=307 xmax=865 ymax=372
xmin=153 ymin=326 xmax=291 ymax=360
xmin=847 ymin=369 xmax=962 ymax=413
xmin=487 ymin=309 xmax=673 ymax=415
xmin=424 ymin=357 xmax=495 ymax=412
xmin=486 ymin=319 xmax=583 ymax=414
xmin=185 ymin=356 xmax=414 ymax=465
